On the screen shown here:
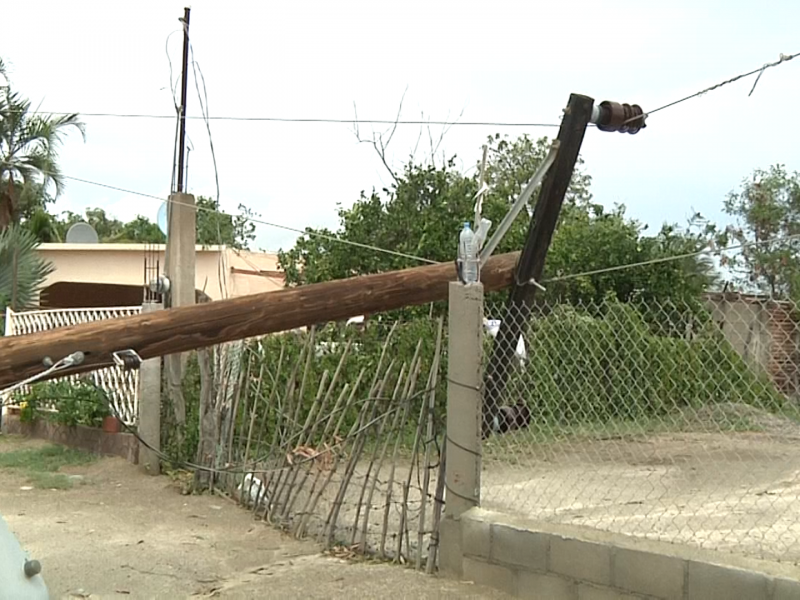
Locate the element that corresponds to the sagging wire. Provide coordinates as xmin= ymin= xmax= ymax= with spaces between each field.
xmin=19 ymin=349 xmax=441 ymax=478
xmin=3 ymin=348 xmax=451 ymax=506
xmin=0 ymin=351 xmax=86 ymax=398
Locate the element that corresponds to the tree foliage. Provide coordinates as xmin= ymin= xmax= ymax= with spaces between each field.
xmin=194 ymin=196 xmax=257 ymax=250
xmin=278 ymin=134 xmax=717 ymax=307
xmin=515 ymin=297 xmax=783 ymax=424
xmin=0 ymin=225 xmax=54 ymax=314
xmin=0 ymin=60 xmax=85 ymax=229
xmin=22 ymin=198 xmax=258 ymax=249
xmin=721 ymin=164 xmax=800 ymax=298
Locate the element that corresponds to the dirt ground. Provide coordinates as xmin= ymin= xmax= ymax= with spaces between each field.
xmin=0 ymin=436 xmax=508 ymax=600
xmin=482 ymin=405 xmax=800 ymax=564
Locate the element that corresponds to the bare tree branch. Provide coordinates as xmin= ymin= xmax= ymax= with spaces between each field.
xmin=410 ymin=110 xmax=424 ymax=163
xmin=351 ymin=91 xmax=463 ymax=179
xmin=351 ymin=87 xmax=409 ymax=185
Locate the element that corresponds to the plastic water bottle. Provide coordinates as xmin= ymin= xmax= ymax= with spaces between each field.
xmin=459 ymin=222 xmax=479 ymax=283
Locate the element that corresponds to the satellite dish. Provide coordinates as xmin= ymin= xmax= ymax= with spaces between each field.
xmin=157 ymin=203 xmax=168 ymax=236
xmin=65 ymin=222 xmax=99 ymax=244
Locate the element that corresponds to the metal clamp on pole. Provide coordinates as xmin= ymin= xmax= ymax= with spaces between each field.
xmin=479 ymin=140 xmax=560 ymax=263
xmin=113 ymin=349 xmax=143 ymax=371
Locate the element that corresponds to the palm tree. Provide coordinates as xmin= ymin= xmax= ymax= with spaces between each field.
xmin=0 ymin=58 xmax=85 ymax=229
xmin=24 ymin=208 xmax=62 ymax=243
xmin=0 ymin=225 xmax=54 ymax=314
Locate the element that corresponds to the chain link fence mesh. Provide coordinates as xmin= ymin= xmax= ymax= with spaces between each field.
xmin=480 ymin=292 xmax=800 ymax=562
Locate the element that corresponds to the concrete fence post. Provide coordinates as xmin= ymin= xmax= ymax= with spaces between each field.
xmin=138 ymin=301 xmax=163 ymax=475
xmin=440 ymin=281 xmax=484 ymax=577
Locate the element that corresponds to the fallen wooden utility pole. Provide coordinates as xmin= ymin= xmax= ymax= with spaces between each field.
xmin=0 ymin=252 xmax=521 ymax=388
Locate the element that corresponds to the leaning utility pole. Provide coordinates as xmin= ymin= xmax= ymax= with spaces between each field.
xmin=175 ymin=7 xmax=191 ymax=194
xmin=482 ymin=95 xmax=645 ymax=435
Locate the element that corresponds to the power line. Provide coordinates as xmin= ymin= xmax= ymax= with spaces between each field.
xmin=57 ymin=173 xmax=439 ymax=265
xmin=8 ymin=50 xmax=798 ymax=132
xmin=636 ymin=51 xmax=800 ymax=121
xmin=4 ymin=363 xmax=433 ymax=477
xmin=53 ymin=170 xmax=800 ymax=279
xmin=3 ymin=357 xmax=440 ymax=481
xmin=544 ymin=232 xmax=800 ymax=284
xmin=17 ymin=111 xmax=561 ymax=128
xmin=189 ymin=50 xmax=219 ymax=205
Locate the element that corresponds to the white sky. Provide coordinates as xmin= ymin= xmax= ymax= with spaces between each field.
xmin=2 ymin=0 xmax=799 ymax=257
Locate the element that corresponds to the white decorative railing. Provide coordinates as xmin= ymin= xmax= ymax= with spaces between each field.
xmin=3 ymin=306 xmax=143 ymax=425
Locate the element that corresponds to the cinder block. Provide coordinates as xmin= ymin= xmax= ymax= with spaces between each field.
xmin=462 ymin=515 xmax=491 ymax=559
xmin=518 ymin=571 xmax=577 ymax=600
xmin=774 ymin=577 xmax=800 ymax=600
xmin=577 ymin=583 xmax=642 ymax=600
xmin=687 ymin=561 xmax=770 ymax=600
xmin=550 ymin=535 xmax=612 ymax=586
xmin=462 ymin=556 xmax=517 ymax=596
xmin=491 ymin=522 xmax=548 ymax=572
xmin=613 ymin=547 xmax=685 ymax=599
xmin=438 ymin=517 xmax=463 ymax=578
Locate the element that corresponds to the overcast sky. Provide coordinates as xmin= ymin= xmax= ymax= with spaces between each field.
xmin=2 ymin=1 xmax=799 ymax=258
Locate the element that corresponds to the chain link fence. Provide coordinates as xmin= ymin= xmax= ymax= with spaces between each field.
xmin=480 ymin=292 xmax=800 ymax=562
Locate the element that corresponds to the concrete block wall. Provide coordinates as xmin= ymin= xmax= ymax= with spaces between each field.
xmin=443 ymin=508 xmax=800 ymax=600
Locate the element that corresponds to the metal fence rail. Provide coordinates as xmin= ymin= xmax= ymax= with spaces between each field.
xmin=2 ymin=306 xmax=142 ymax=425
xmin=480 ymin=293 xmax=800 ymax=562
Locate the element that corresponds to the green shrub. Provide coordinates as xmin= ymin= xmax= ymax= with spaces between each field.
xmin=245 ymin=319 xmax=446 ymax=447
xmin=18 ymin=379 xmax=110 ymax=428
xmin=508 ymin=297 xmax=783 ymax=423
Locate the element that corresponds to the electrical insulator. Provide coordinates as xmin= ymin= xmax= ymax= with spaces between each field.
xmin=149 ymin=275 xmax=171 ymax=296
xmin=591 ymin=101 xmax=646 ymax=134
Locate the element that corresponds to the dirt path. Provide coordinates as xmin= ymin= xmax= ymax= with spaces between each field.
xmin=0 ymin=436 xmax=507 ymax=599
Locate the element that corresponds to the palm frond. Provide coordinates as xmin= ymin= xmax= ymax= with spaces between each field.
xmin=0 ymin=88 xmax=84 ymax=211
xmin=0 ymin=225 xmax=54 ymax=311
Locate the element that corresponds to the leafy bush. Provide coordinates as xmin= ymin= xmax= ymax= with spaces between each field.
xmin=511 ymin=298 xmax=784 ymax=423
xmin=18 ymin=379 xmax=110 ymax=428
xmin=160 ymin=353 xmax=201 ymax=466
xmin=246 ymin=318 xmax=446 ymax=443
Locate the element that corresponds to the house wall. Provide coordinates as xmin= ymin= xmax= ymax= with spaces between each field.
xmin=36 ymin=244 xmax=284 ymax=302
xmin=705 ymin=294 xmax=799 ymax=396
xmin=705 ymin=295 xmax=772 ymax=372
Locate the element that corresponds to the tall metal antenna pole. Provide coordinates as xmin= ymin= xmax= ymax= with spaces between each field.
xmin=175 ymin=7 xmax=191 ymax=193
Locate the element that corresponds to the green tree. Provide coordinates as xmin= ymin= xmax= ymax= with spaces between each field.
xmin=45 ymin=199 xmax=258 ymax=248
xmin=0 ymin=58 xmax=85 ymax=229
xmin=23 ymin=208 xmax=61 ymax=242
xmin=278 ymin=134 xmax=716 ymax=307
xmin=195 ymin=196 xmax=257 ymax=249
xmin=118 ymin=216 xmax=166 ymax=243
xmin=16 ymin=182 xmax=54 ymax=222
xmin=53 ymin=208 xmax=126 ymax=242
xmin=722 ymin=164 xmax=800 ymax=298
xmin=0 ymin=225 xmax=54 ymax=314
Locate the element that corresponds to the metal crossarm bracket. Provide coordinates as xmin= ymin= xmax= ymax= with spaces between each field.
xmin=479 ymin=140 xmax=560 ymax=263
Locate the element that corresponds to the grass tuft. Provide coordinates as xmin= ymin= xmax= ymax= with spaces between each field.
xmin=0 ymin=445 xmax=95 ymax=489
